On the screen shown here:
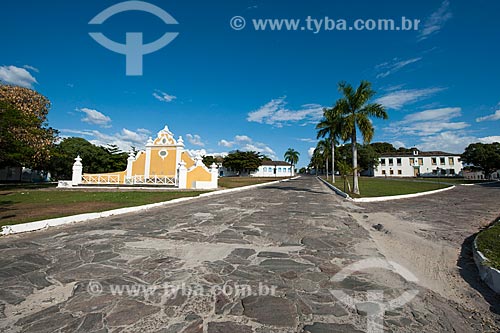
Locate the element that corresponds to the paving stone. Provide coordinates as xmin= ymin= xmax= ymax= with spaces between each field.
xmin=242 ymin=296 xmax=297 ymax=327
xmin=231 ymin=248 xmax=256 ymax=258
xmin=356 ymin=302 xmax=382 ymax=316
xmin=257 ymin=251 xmax=289 ymax=258
xmin=75 ymin=312 xmax=103 ymax=332
xmin=182 ymin=319 xmax=203 ymax=333
xmin=302 ymin=322 xmax=364 ymax=333
xmin=105 ymin=299 xmax=159 ymax=327
xmin=207 ymin=321 xmax=253 ymax=333
xmin=259 ymin=259 xmax=314 ymax=272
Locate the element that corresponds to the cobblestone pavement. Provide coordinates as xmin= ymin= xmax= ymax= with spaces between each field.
xmin=0 ymin=177 xmax=499 ymax=332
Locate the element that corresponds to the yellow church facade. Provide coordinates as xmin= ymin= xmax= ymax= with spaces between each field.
xmin=70 ymin=125 xmax=218 ymax=189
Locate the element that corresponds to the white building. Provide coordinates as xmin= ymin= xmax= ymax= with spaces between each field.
xmin=372 ymin=148 xmax=463 ymax=177
xmin=220 ymin=160 xmax=294 ymax=177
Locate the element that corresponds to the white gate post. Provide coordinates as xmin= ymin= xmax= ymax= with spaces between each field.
xmin=210 ymin=163 xmax=218 ymax=189
xmin=72 ymin=156 xmax=83 ymax=185
xmin=178 ymin=161 xmax=187 ymax=189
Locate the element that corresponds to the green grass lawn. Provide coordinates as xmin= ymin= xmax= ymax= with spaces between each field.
xmin=324 ymin=176 xmax=451 ymax=198
xmin=476 ymin=221 xmax=500 ymax=270
xmin=218 ymin=177 xmax=286 ymax=189
xmin=0 ymin=190 xmax=202 ymax=227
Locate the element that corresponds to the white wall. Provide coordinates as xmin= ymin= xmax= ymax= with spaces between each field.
xmin=374 ymin=155 xmax=463 ymax=177
xmin=251 ymin=165 xmax=293 ymax=177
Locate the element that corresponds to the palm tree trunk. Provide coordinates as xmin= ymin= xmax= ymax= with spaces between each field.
xmin=325 ymin=156 xmax=329 ymax=180
xmin=331 ymin=138 xmax=335 ymax=183
xmin=352 ymin=130 xmax=359 ymax=194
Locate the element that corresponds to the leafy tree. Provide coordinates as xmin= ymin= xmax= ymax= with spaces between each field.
xmin=337 ymin=158 xmax=353 ymax=193
xmin=202 ymin=155 xmax=223 ymax=168
xmin=48 ymin=137 xmax=128 ymax=180
xmin=461 ymin=142 xmax=500 ymax=177
xmin=370 ymin=142 xmax=396 ymax=154
xmin=336 ymin=144 xmax=380 ymax=173
xmin=316 ymin=105 xmax=343 ymax=182
xmin=284 ymin=148 xmax=300 ymax=175
xmin=298 ymin=167 xmax=306 ymax=174
xmin=0 ymin=85 xmax=58 ymax=169
xmin=222 ymin=150 xmax=263 ymax=175
xmin=315 ymin=139 xmax=331 ymax=177
xmin=334 ymin=81 xmax=388 ymax=194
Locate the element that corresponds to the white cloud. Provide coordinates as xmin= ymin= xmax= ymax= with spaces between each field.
xmin=386 ymin=107 xmax=469 ymax=137
xmin=186 ymin=133 xmax=205 ymax=147
xmin=137 ymin=128 xmax=151 ymax=134
xmin=23 ymin=65 xmax=39 ymax=73
xmin=0 ymin=65 xmax=38 ymax=88
xmin=418 ymin=133 xmax=500 ymax=154
xmin=187 ymin=149 xmax=207 ymax=157
xmin=298 ymin=138 xmax=317 ymax=143
xmin=376 ymin=57 xmax=422 ymax=78
xmin=218 ymin=135 xmax=276 ymax=159
xmin=478 ymin=136 xmax=500 ymax=144
xmin=417 ymin=131 xmax=476 ymax=153
xmin=374 ymin=87 xmax=444 ymax=110
xmin=247 ymin=96 xmax=324 ymax=127
xmin=308 ymin=147 xmax=315 ymax=158
xmin=418 ymin=0 xmax=452 ymax=41
xmin=60 ymin=128 xmax=149 ymax=151
xmin=402 ymin=107 xmax=462 ymax=122
xmin=392 ymin=141 xmax=406 ymax=149
xmin=476 ymin=110 xmax=500 ymax=122
xmin=153 ymin=90 xmax=176 ymax=102
xmin=218 ymin=139 xmax=234 ymax=148
xmin=234 ymin=135 xmax=252 ymax=142
xmin=78 ymin=108 xmax=112 ymax=128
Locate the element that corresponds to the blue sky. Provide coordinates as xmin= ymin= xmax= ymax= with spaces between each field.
xmin=1 ymin=0 xmax=500 ymax=167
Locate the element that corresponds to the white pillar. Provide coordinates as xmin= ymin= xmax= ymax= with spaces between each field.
xmin=126 ymin=151 xmax=135 ymax=183
xmin=145 ymin=137 xmax=153 ymax=178
xmin=175 ymin=136 xmax=184 ymax=180
xmin=178 ymin=161 xmax=187 ymax=189
xmin=72 ymin=155 xmax=83 ymax=186
xmin=210 ymin=163 xmax=218 ymax=189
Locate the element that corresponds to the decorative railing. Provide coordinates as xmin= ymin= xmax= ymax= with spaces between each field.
xmin=82 ymin=174 xmax=121 ymax=184
xmin=126 ymin=175 xmax=177 ymax=186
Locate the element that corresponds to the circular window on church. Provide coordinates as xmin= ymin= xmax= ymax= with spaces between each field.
xmin=162 ymin=138 xmax=167 ymax=144
xmin=159 ymin=150 xmax=168 ymax=159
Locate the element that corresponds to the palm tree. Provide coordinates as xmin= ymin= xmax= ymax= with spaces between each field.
xmin=316 ymin=105 xmax=343 ymax=183
xmin=335 ymin=81 xmax=388 ymax=194
xmin=315 ymin=139 xmax=330 ymax=179
xmin=284 ymin=148 xmax=300 ymax=176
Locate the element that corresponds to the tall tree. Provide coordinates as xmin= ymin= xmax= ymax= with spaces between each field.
xmin=284 ymin=148 xmax=300 ymax=176
xmin=461 ymin=142 xmax=500 ymax=177
xmin=316 ymin=105 xmax=343 ymax=182
xmin=335 ymin=81 xmax=388 ymax=194
xmin=0 ymin=85 xmax=58 ymax=169
xmin=316 ymin=139 xmax=331 ymax=178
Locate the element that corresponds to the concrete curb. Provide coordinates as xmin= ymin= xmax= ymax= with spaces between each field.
xmin=1 ymin=176 xmax=300 ymax=236
xmin=352 ymin=185 xmax=455 ymax=203
xmin=317 ymin=176 xmax=455 ymax=202
xmin=316 ymin=176 xmax=351 ymax=199
xmin=461 ymin=180 xmax=500 ymax=186
xmin=473 ymin=226 xmax=500 ymax=294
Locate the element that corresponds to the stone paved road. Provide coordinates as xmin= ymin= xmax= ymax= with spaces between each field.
xmin=0 ymin=177 xmax=499 ymax=332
